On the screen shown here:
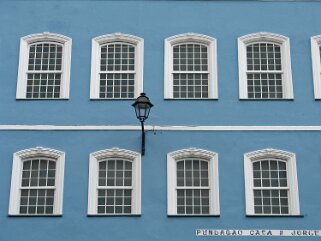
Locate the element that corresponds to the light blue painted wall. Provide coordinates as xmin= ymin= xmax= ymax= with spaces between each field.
xmin=0 ymin=1 xmax=321 ymax=125
xmin=0 ymin=1 xmax=321 ymax=241
xmin=0 ymin=131 xmax=320 ymax=241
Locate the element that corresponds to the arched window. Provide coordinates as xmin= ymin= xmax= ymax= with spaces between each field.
xmin=244 ymin=148 xmax=300 ymax=216
xmin=9 ymin=147 xmax=65 ymax=215
xmin=90 ymin=33 xmax=144 ymax=99
xmin=88 ymin=148 xmax=141 ymax=215
xmin=311 ymin=35 xmax=321 ymax=99
xmin=16 ymin=32 xmax=72 ymax=99
xmin=238 ymin=32 xmax=293 ymax=99
xmin=167 ymin=148 xmax=219 ymax=216
xmin=164 ymin=33 xmax=218 ymax=99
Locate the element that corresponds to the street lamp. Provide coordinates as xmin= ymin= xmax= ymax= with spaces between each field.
xmin=132 ymin=93 xmax=153 ymax=156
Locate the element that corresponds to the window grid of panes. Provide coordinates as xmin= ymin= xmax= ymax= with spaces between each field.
xmin=176 ymin=159 xmax=210 ymax=215
xmin=97 ymin=159 xmax=132 ymax=214
xmin=26 ymin=42 xmax=63 ymax=98
xmin=246 ymin=43 xmax=283 ymax=99
xmin=20 ymin=159 xmax=56 ymax=214
xmin=99 ymin=43 xmax=135 ymax=99
xmin=172 ymin=43 xmax=209 ymax=98
xmin=252 ymin=159 xmax=289 ymax=215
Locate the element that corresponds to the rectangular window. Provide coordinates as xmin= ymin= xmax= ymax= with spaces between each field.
xmin=20 ymin=159 xmax=56 ymax=214
xmin=252 ymin=160 xmax=289 ymax=215
xmin=26 ymin=43 xmax=63 ymax=99
xmin=172 ymin=44 xmax=209 ymax=99
xmin=99 ymin=43 xmax=135 ymax=99
xmin=176 ymin=159 xmax=210 ymax=215
xmin=97 ymin=159 xmax=132 ymax=214
xmin=246 ymin=43 xmax=283 ymax=99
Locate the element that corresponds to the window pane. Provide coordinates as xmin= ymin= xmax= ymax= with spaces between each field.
xmin=173 ymin=73 xmax=208 ymax=99
xmin=99 ymin=73 xmax=135 ymax=99
xmin=176 ymin=189 xmax=210 ymax=215
xmin=97 ymin=189 xmax=132 ymax=214
xmin=20 ymin=189 xmax=55 ymax=215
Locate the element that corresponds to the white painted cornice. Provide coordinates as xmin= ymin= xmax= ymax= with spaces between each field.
xmin=22 ymin=32 xmax=71 ymax=44
xmin=168 ymin=147 xmax=217 ymax=160
xmin=165 ymin=32 xmax=216 ymax=45
xmin=15 ymin=146 xmax=64 ymax=159
xmin=245 ymin=148 xmax=295 ymax=161
xmin=238 ymin=32 xmax=288 ymax=44
xmin=93 ymin=32 xmax=143 ymax=45
xmin=91 ymin=147 xmax=140 ymax=160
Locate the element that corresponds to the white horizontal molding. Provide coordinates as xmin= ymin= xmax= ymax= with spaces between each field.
xmin=2 ymin=125 xmax=321 ymax=131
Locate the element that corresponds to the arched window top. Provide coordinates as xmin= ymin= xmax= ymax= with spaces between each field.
xmin=90 ymin=147 xmax=140 ymax=161
xmin=167 ymin=148 xmax=219 ymax=216
xmin=165 ymin=32 xmax=216 ymax=46
xmin=14 ymin=146 xmax=65 ymax=160
xmin=238 ymin=32 xmax=289 ymax=45
xmin=238 ymin=32 xmax=293 ymax=100
xmin=244 ymin=148 xmax=295 ymax=162
xmin=244 ymin=148 xmax=300 ymax=216
xmin=16 ymin=32 xmax=72 ymax=99
xmin=9 ymin=146 xmax=65 ymax=216
xmin=90 ymin=33 xmax=144 ymax=99
xmin=164 ymin=33 xmax=218 ymax=99
xmin=21 ymin=32 xmax=71 ymax=45
xmin=92 ymin=32 xmax=143 ymax=46
xmin=168 ymin=148 xmax=217 ymax=161
xmin=88 ymin=147 xmax=141 ymax=215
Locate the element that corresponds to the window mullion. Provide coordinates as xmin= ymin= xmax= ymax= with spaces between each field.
xmin=26 ymin=70 xmax=62 ymax=74
xmin=20 ymin=186 xmax=56 ymax=190
xmin=253 ymin=186 xmax=289 ymax=190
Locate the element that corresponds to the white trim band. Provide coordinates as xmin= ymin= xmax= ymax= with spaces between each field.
xmin=2 ymin=125 xmax=321 ymax=131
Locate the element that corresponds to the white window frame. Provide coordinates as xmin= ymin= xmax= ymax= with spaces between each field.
xmin=164 ymin=33 xmax=218 ymax=99
xmin=9 ymin=147 xmax=65 ymax=216
xmin=238 ymin=32 xmax=293 ymax=99
xmin=167 ymin=148 xmax=220 ymax=216
xmin=16 ymin=32 xmax=72 ymax=99
xmin=88 ymin=148 xmax=141 ymax=215
xmin=311 ymin=35 xmax=321 ymax=99
xmin=244 ymin=148 xmax=300 ymax=216
xmin=90 ymin=33 xmax=144 ymax=99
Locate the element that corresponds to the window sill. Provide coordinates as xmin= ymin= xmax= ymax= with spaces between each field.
xmin=168 ymin=214 xmax=220 ymax=217
xmin=246 ymin=214 xmax=304 ymax=217
xmin=16 ymin=98 xmax=69 ymax=101
xmin=90 ymin=98 xmax=136 ymax=101
xmin=87 ymin=214 xmax=141 ymax=217
xmin=8 ymin=214 xmax=62 ymax=217
xmin=239 ymin=98 xmax=294 ymax=101
xmin=164 ymin=98 xmax=218 ymax=101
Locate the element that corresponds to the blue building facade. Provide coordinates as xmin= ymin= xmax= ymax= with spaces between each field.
xmin=1 ymin=0 xmax=321 ymax=240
